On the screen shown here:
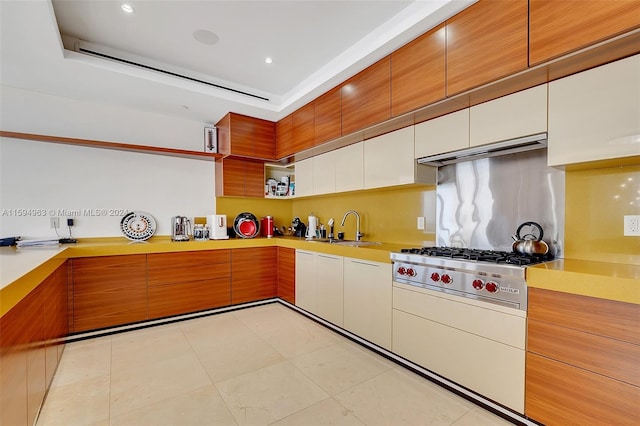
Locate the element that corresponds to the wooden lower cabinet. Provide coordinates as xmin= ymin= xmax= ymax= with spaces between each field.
xmin=147 ymin=250 xmax=231 ymax=319
xmin=1 ymin=261 xmax=68 ymax=426
xmin=277 ymin=247 xmax=295 ymax=304
xmin=71 ymin=255 xmax=147 ymax=333
xmin=526 ymin=288 xmax=640 ymax=424
xmin=231 ymin=247 xmax=277 ymax=304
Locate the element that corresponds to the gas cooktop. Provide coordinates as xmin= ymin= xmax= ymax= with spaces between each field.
xmin=398 ymin=246 xmax=553 ymax=266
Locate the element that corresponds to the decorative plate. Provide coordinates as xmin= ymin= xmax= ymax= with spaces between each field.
xmin=120 ymin=211 xmax=157 ymax=241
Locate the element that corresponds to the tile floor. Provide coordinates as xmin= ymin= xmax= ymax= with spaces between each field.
xmin=36 ymin=303 xmax=513 ymax=426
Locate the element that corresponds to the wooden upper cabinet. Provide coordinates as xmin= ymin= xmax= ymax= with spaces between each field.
xmin=341 ymin=56 xmax=391 ymax=136
xmin=216 ymin=112 xmax=275 ymax=160
xmin=391 ymin=24 xmax=446 ymax=117
xmin=446 ymin=0 xmax=528 ymax=96
xmin=530 ymin=0 xmax=640 ymax=66
xmin=215 ymin=157 xmax=265 ymax=197
xmin=314 ymin=86 xmax=342 ymax=146
xmin=292 ymin=101 xmax=315 ymax=153
xmin=275 ymin=114 xmax=293 ymax=160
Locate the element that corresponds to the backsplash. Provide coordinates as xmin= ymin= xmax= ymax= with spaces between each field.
xmin=564 ymin=164 xmax=640 ymax=265
xmin=216 ymin=186 xmax=437 ymax=246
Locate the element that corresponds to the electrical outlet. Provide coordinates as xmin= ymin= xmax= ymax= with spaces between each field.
xmin=417 ymin=216 xmax=425 ymax=230
xmin=624 ymin=215 xmax=640 ymax=236
xmin=50 ymin=217 xmax=59 ymax=228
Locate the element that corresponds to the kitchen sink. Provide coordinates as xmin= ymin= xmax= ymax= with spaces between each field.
xmin=305 ymin=238 xmax=382 ymax=247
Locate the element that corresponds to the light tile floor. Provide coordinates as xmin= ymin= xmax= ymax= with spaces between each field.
xmin=36 ymin=303 xmax=513 ymax=426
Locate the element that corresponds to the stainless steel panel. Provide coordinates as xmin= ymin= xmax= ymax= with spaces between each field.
xmin=435 ymin=150 xmax=564 ymax=255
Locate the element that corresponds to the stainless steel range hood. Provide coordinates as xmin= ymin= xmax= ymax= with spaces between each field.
xmin=417 ymin=133 xmax=548 ymax=167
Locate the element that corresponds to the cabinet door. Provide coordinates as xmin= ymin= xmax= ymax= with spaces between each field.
xmin=275 ymin=114 xmax=293 ymax=160
xmin=277 ymin=247 xmax=295 ymax=304
xmin=530 ymin=0 xmax=640 ymax=66
xmin=231 ymin=247 xmax=277 ymax=304
xmin=314 ymin=86 xmax=342 ymax=146
xmin=469 ymin=85 xmax=547 ymax=147
xmin=391 ymin=24 xmax=446 ymax=117
xmin=342 ymin=56 xmax=391 ymax=135
xmin=295 ymin=250 xmax=317 ymax=313
xmin=446 ymin=0 xmax=528 ymax=96
xmin=253 ymin=118 xmax=276 ymax=160
xmin=548 ymin=55 xmax=640 ymax=166
xmin=312 ymin=150 xmax=336 ymax=195
xmin=335 ymin=142 xmax=364 ymax=193
xmin=315 ymin=254 xmax=344 ymax=327
xmin=293 ymin=102 xmax=315 ymax=153
xmin=244 ymin=160 xmax=266 ymax=198
xmin=415 ymin=109 xmax=469 ymax=158
xmin=215 ymin=157 xmax=265 ymax=197
xmin=294 ymin=157 xmax=314 ymax=197
xmin=343 ymin=258 xmax=392 ymax=349
xmin=71 ymin=255 xmax=147 ymax=332
xmin=364 ymin=126 xmax=415 ymax=189
xmin=147 ymin=250 xmax=231 ymax=319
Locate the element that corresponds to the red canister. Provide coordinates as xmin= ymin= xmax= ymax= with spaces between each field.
xmin=261 ymin=216 xmax=274 ymax=238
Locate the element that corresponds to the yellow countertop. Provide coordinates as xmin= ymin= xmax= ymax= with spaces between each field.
xmin=0 ymin=236 xmax=406 ymax=316
xmin=527 ymin=259 xmax=640 ymax=304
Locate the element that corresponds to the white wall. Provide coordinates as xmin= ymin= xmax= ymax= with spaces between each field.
xmin=0 ymin=86 xmax=216 ymax=239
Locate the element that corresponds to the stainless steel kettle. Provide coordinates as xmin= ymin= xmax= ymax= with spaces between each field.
xmin=171 ymin=216 xmax=191 ymax=241
xmin=512 ymin=221 xmax=549 ymax=255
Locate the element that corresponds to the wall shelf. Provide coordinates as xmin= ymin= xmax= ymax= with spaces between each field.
xmin=0 ymin=131 xmax=223 ymax=161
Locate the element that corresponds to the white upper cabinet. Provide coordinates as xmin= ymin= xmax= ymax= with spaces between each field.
xmin=470 ymin=84 xmax=548 ymax=147
xmin=294 ymin=157 xmax=314 ymax=197
xmin=548 ymin=54 xmax=640 ymax=167
xmin=414 ymin=109 xmax=469 ymax=159
xmin=365 ymin=126 xmax=436 ymax=188
xmin=312 ymin=150 xmax=336 ymax=195
xmin=335 ymin=142 xmax=364 ymax=193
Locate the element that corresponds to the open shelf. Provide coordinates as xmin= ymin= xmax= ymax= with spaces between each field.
xmin=0 ymin=131 xmax=223 ymax=161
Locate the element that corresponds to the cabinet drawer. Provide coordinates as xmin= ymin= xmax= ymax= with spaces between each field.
xmin=148 ymin=250 xmax=231 ymax=286
xmin=528 ymin=288 xmax=640 ymax=345
xmin=148 ymin=277 xmax=231 ymax=319
xmin=528 ymin=318 xmax=640 ymax=386
xmin=526 ymin=352 xmax=640 ymax=425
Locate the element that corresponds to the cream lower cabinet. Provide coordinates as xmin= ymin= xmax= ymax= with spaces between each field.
xmin=295 ymin=250 xmax=316 ymax=312
xmin=295 ymin=250 xmax=344 ymax=326
xmin=392 ymin=283 xmax=526 ymax=413
xmin=343 ymin=257 xmax=392 ymax=349
xmin=315 ymin=254 xmax=344 ymax=326
xmin=548 ymin=54 xmax=640 ymax=166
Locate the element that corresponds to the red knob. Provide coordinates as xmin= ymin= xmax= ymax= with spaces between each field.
xmin=441 ymin=274 xmax=452 ymax=284
xmin=431 ymin=272 xmax=440 ymax=282
xmin=398 ymin=267 xmax=406 ymax=275
xmin=485 ymin=282 xmax=499 ymax=293
xmin=407 ymin=268 xmax=416 ymax=277
xmin=472 ymin=279 xmax=484 ymax=290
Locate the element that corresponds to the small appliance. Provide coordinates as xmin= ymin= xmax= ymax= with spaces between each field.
xmin=306 ymin=213 xmax=318 ymax=239
xmin=261 ymin=216 xmax=274 ymax=238
xmin=207 ymin=215 xmax=228 ymax=240
xmin=171 ymin=216 xmax=191 ymax=241
xmin=233 ymin=212 xmax=260 ymax=238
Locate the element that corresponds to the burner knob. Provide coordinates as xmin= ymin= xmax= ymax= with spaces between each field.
xmin=485 ymin=282 xmax=499 ymax=293
xmin=398 ymin=267 xmax=406 ymax=275
xmin=430 ymin=272 xmax=440 ymax=282
xmin=472 ymin=279 xmax=484 ymax=290
xmin=406 ymin=268 xmax=416 ymax=277
xmin=441 ymin=274 xmax=452 ymax=284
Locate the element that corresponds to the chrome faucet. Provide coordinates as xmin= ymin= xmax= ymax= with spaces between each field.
xmin=341 ymin=210 xmax=363 ymax=241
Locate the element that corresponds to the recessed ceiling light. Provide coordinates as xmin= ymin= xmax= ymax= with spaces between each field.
xmin=265 ymin=57 xmax=273 ymax=64
xmin=121 ymin=3 xmax=134 ymax=13
xmin=193 ymin=29 xmax=219 ymax=46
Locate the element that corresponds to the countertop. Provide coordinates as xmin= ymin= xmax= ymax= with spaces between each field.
xmin=527 ymin=259 xmax=640 ymax=304
xmin=2 ymin=236 xmax=638 ymax=316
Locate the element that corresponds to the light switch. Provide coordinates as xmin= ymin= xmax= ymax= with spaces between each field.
xmin=417 ymin=216 xmax=425 ymax=230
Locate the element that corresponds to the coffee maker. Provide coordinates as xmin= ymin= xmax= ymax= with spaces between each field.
xmin=171 ymin=216 xmax=191 ymax=241
xmin=207 ymin=215 xmax=229 ymax=240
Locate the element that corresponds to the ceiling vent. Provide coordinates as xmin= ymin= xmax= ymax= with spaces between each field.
xmin=417 ymin=133 xmax=548 ymax=167
xmin=72 ymin=39 xmax=270 ymax=102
